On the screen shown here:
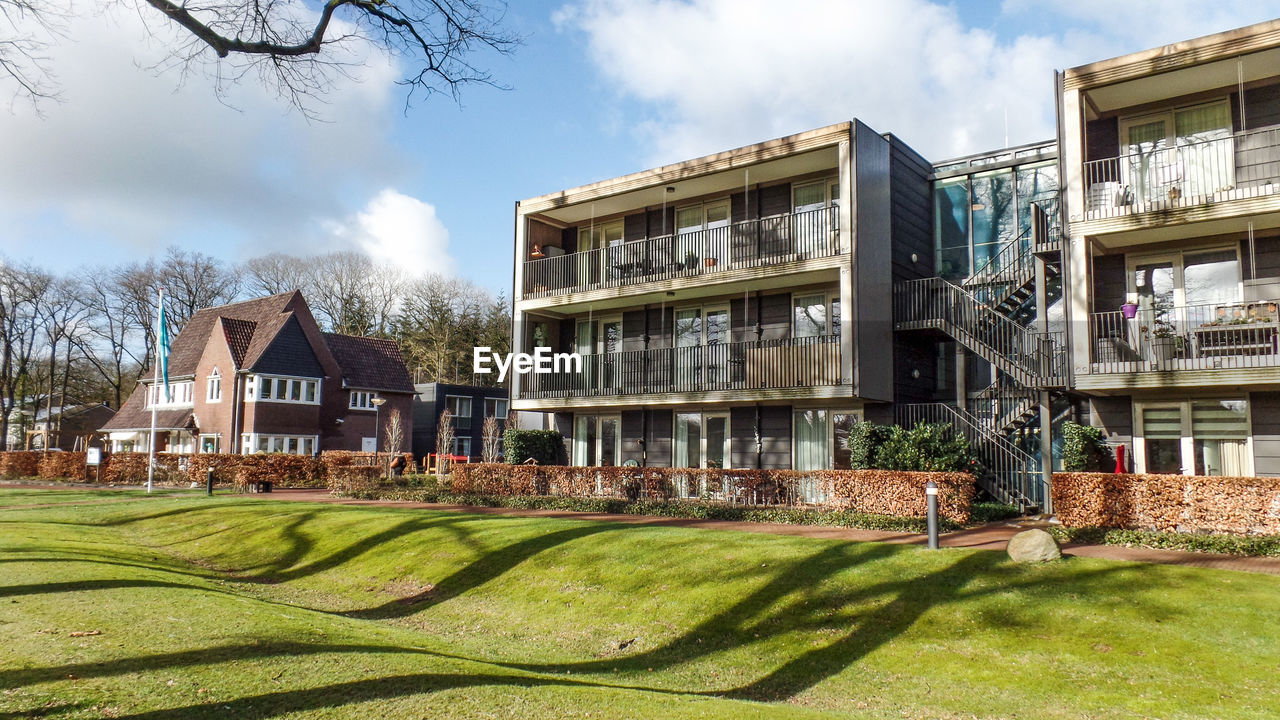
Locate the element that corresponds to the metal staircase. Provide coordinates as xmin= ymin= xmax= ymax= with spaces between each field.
xmin=893 ymin=202 xmax=1065 ymax=509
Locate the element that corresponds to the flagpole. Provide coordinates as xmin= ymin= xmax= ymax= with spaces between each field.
xmin=147 ymin=288 xmax=162 ymax=494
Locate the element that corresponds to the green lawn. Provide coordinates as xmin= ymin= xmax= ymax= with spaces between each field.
xmin=2 ymin=489 xmax=1278 ymax=719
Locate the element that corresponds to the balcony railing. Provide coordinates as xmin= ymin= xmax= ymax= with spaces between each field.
xmin=519 ymin=335 xmax=841 ymax=399
xmin=1090 ymin=299 xmax=1280 ymax=373
xmin=1082 ymin=124 xmax=1280 ymax=219
xmin=522 ymin=206 xmax=839 ymax=299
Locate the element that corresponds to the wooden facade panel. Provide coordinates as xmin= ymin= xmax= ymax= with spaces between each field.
xmin=621 ymin=410 xmax=644 ymax=464
xmin=1250 ymin=391 xmax=1280 ymax=476
xmin=889 ymin=135 xmax=935 ymax=282
xmin=730 ymin=406 xmax=757 ymax=468
xmin=759 ymin=405 xmax=792 ymax=469
xmin=646 ymin=409 xmax=673 ymax=467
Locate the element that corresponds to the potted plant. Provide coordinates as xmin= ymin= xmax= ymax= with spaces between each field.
xmin=704 ymin=256 xmax=718 ymax=268
xmin=1149 ymin=321 xmax=1181 ymax=365
xmin=1121 ymin=302 xmax=1139 ymax=319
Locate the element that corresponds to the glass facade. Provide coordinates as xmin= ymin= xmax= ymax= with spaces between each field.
xmin=933 ymin=160 xmax=1058 ymax=281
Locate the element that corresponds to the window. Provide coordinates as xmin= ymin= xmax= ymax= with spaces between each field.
xmin=793 ymin=409 xmax=830 ymax=503
xmin=1126 ymin=247 xmax=1241 ymax=333
xmin=1135 ymin=399 xmax=1251 ymax=476
xmin=446 ymin=395 xmax=473 ymax=430
xmin=572 ymin=414 xmax=620 ymax=468
xmin=199 ymin=434 xmax=221 ymax=454
xmin=148 ymin=381 xmax=194 ymax=408
xmin=793 ymin=293 xmax=839 ymax=338
xmin=672 ymin=411 xmax=730 ymax=493
xmin=484 ymin=398 xmax=508 ymax=419
xmin=452 ymin=437 xmax=472 ymax=458
xmin=350 ymin=391 xmax=378 ymax=410
xmin=792 ymin=179 xmax=839 ymax=213
xmin=241 ymin=433 xmax=318 ymax=456
xmin=246 ymin=375 xmax=320 ymax=405
xmin=1120 ymin=100 xmax=1233 ymax=204
xmin=206 ymin=370 xmax=222 ymax=402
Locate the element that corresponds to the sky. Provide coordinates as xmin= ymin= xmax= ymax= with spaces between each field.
xmin=2 ymin=1 xmax=1280 ymax=296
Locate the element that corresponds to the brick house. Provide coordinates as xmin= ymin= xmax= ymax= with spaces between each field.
xmin=100 ymin=291 xmax=414 ymax=455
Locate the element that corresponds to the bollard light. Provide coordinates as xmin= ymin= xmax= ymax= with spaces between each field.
xmin=206 ymin=467 xmax=214 ymax=496
xmin=925 ymin=480 xmax=939 ymax=550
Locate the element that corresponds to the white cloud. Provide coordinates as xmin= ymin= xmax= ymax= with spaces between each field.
xmin=0 ymin=1 xmax=405 ymax=262
xmin=325 ymin=189 xmax=455 ymax=277
xmin=557 ymin=0 xmax=1280 ymax=163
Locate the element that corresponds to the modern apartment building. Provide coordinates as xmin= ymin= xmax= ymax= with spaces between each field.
xmin=100 ymin=291 xmax=415 ymax=455
xmin=510 ymin=19 xmax=1280 ymax=509
xmin=1061 ymin=20 xmax=1280 ymax=480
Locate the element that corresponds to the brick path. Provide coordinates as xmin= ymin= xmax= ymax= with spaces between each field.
xmin=5 ymin=483 xmax=1280 ymax=576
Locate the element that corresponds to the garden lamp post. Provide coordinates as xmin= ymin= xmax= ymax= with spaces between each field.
xmin=370 ymin=396 xmax=387 ymax=476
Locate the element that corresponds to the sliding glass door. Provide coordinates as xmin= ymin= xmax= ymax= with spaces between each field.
xmin=1137 ymin=400 xmax=1251 ymax=476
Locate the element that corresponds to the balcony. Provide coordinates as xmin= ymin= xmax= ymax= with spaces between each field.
xmin=522 ymin=206 xmax=839 ymax=299
xmin=1082 ymin=124 xmax=1280 ymax=220
xmin=1089 ymin=299 xmax=1280 ymax=374
xmin=519 ymin=335 xmax=841 ymax=400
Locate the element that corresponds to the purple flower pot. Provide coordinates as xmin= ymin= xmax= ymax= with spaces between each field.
xmin=1121 ymin=303 xmax=1139 ymax=319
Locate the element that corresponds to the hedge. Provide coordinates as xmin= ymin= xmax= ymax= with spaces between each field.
xmin=442 ymin=464 xmax=974 ymax=523
xmin=1049 ymin=526 xmax=1280 ymax=557
xmin=501 ymin=429 xmax=566 ymax=465
xmin=1052 ymin=472 xmax=1280 ymax=535
xmin=0 ymin=451 xmax=41 ymax=479
xmin=0 ymin=450 xmax=362 ymax=489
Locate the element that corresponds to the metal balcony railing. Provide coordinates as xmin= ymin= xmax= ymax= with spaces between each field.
xmin=1090 ymin=299 xmax=1280 ymax=373
xmin=1082 ymin=124 xmax=1280 ymax=219
xmin=519 ymin=335 xmax=841 ymax=399
xmin=522 ymin=206 xmax=839 ymax=298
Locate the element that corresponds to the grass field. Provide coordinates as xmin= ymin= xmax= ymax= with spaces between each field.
xmin=2 ymin=488 xmax=1279 ymax=719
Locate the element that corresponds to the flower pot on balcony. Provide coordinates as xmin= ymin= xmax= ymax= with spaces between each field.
xmin=1121 ymin=303 xmax=1139 ymax=319
xmin=1151 ymin=337 xmax=1179 ymax=367
xmin=704 ymin=257 xmax=718 ymax=268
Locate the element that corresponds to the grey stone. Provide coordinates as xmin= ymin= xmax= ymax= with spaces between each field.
xmin=1006 ymin=529 xmax=1062 ymax=563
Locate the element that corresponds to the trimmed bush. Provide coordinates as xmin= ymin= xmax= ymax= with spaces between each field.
xmin=1052 ymin=472 xmax=1280 ymax=535
xmin=442 ymin=464 xmax=974 ymax=523
xmin=0 ymin=451 xmax=41 ymax=479
xmin=502 ymin=429 xmax=566 ymax=466
xmin=1062 ymin=421 xmax=1114 ymax=472
xmin=328 ymin=465 xmax=383 ymax=495
xmin=37 ymin=452 xmax=88 ymax=482
xmin=103 ymin=452 xmax=185 ymax=484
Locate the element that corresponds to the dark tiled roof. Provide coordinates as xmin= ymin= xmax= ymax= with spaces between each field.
xmin=145 ymin=291 xmax=299 ymax=377
xmin=249 ymin=314 xmax=323 ymax=377
xmin=99 ymin=388 xmax=195 ymax=432
xmin=323 ymin=333 xmax=414 ymax=393
xmin=221 ymin=318 xmax=257 ymax=367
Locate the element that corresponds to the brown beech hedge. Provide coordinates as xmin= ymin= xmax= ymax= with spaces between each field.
xmin=0 ymin=449 xmax=411 ymax=490
xmin=447 ymin=464 xmax=975 ymax=523
xmin=1052 ymin=472 xmax=1280 ymax=535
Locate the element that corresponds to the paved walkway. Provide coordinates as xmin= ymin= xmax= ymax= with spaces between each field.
xmin=5 ymin=483 xmax=1280 ymax=575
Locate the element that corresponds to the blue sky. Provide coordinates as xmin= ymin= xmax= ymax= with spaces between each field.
xmin=2 ymin=1 xmax=1279 ymax=296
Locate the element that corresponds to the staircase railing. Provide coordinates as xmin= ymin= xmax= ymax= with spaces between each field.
xmin=894 ymin=277 xmax=1067 ymax=386
xmin=896 ymin=402 xmax=1043 ymax=509
xmin=967 ymin=377 xmax=1038 ymax=434
xmin=962 ymin=198 xmax=1059 ymax=311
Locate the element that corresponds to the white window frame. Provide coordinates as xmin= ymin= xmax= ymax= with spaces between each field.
xmin=199 ymin=433 xmax=221 ymax=454
xmin=247 ymin=374 xmax=321 ymax=406
xmin=792 ymin=177 xmax=840 ymax=213
xmin=1133 ymin=399 xmax=1253 ymax=476
xmin=792 ymin=291 xmax=839 ymax=338
xmin=484 ymin=397 xmax=508 ymax=419
xmin=445 ymin=395 xmax=473 ymax=430
xmin=206 ymin=369 xmax=222 ymax=403
xmin=572 ymin=413 xmax=621 ymax=467
xmin=350 ymin=390 xmax=378 ymax=411
xmin=452 ymin=436 xmax=473 ymax=458
xmin=240 ymin=433 xmax=319 ymax=456
xmin=1124 ymin=246 xmax=1243 ymax=308
xmin=148 ymin=380 xmax=195 ymax=408
xmin=790 ymin=407 xmax=864 ymax=471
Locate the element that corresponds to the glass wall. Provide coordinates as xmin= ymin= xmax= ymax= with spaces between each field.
xmin=934 ymin=160 xmax=1058 ymax=281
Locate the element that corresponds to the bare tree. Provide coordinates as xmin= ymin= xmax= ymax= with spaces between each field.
xmin=35 ymin=276 xmax=86 ymax=441
xmin=384 ymin=406 xmax=404 ymax=455
xmin=74 ymin=271 xmax=146 ymax=409
xmin=241 ymin=253 xmax=309 ymax=297
xmin=435 ymin=407 xmax=454 ymax=474
xmin=480 ymin=413 xmax=499 ymax=463
xmin=0 ymin=261 xmax=51 ymax=449
xmin=158 ymin=246 xmax=241 ymax=328
xmin=3 ymin=1 xmax=516 ymax=114
xmin=396 ymin=272 xmax=487 ymax=383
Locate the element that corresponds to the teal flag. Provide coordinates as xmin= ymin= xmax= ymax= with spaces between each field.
xmin=158 ymin=293 xmax=171 ymax=402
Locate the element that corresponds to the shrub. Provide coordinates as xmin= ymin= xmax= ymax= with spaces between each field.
xmin=1049 ymin=526 xmax=1280 ymax=557
xmin=441 ymin=464 xmax=974 ymax=523
xmin=1052 ymin=472 xmax=1280 ymax=535
xmin=328 ymin=465 xmax=382 ymax=495
xmin=872 ymin=423 xmax=978 ymax=473
xmin=845 ymin=421 xmax=892 ymax=469
xmin=0 ymin=451 xmax=41 ymax=479
xmin=1062 ymin=421 xmax=1114 ymax=472
xmin=37 ymin=452 xmax=88 ymax=482
xmin=502 ymin=429 xmax=567 ymax=465
xmin=103 ymin=452 xmax=184 ymax=484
